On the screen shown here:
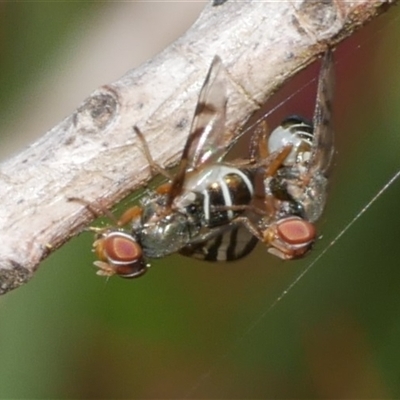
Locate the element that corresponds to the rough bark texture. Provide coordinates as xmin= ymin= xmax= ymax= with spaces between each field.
xmin=0 ymin=0 xmax=396 ymax=295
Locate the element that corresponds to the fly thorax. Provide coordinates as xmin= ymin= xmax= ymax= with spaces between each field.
xmin=267 ymin=170 xmax=292 ymax=202
xmin=173 ymin=190 xmax=204 ymax=225
xmin=130 ymin=193 xmax=201 ymax=258
xmin=137 ymin=211 xmax=201 ymax=258
xmin=139 ymin=194 xmax=168 ymax=225
xmin=265 ymin=174 xmax=305 ymax=220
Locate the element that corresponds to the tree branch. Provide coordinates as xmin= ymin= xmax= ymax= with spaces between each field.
xmin=0 ymin=0 xmax=396 ymax=295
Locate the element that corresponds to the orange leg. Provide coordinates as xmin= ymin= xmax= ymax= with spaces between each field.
xmin=156 ymin=182 xmax=172 ymax=195
xmin=68 ymin=196 xmax=119 ymax=225
xmin=118 ymin=206 xmax=143 ymax=226
xmin=264 ymin=144 xmax=292 ymax=176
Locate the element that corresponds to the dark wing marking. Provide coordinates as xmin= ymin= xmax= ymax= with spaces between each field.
xmin=167 ymin=55 xmax=228 ymax=207
xmin=179 ymin=223 xmax=258 ymax=262
xmin=310 ymin=48 xmax=335 ymax=176
xmin=187 ymin=55 xmax=229 ymax=169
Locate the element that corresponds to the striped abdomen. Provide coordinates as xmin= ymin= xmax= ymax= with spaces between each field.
xmin=183 ymin=165 xmax=255 ymax=228
xmin=180 ymin=223 xmax=258 ymax=262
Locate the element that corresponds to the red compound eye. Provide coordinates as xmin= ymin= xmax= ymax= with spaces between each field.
xmin=277 ymin=217 xmax=316 ymax=245
xmin=105 ymin=234 xmax=142 ymax=262
xmin=102 ymin=232 xmax=147 ymax=279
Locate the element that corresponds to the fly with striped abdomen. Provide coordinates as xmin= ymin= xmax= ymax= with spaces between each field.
xmin=246 ymin=49 xmax=335 ymax=260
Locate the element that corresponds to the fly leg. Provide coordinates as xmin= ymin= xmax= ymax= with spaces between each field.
xmin=133 ymin=126 xmax=173 ymax=180
xmin=68 ymin=196 xmax=142 ymax=229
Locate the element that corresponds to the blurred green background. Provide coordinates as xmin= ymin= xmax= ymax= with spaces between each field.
xmin=1 ymin=3 xmax=400 ymax=398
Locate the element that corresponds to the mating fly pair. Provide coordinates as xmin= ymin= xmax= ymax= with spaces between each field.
xmin=91 ymin=49 xmax=335 ymax=279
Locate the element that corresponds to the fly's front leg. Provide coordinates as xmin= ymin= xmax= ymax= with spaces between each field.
xmin=155 ymin=182 xmax=172 ymax=195
xmin=235 ymin=143 xmax=293 ymax=171
xmin=68 ymin=196 xmax=143 ymax=229
xmin=68 ymin=196 xmax=119 ymax=227
xmin=133 ymin=126 xmax=173 ymax=180
xmin=264 ymin=144 xmax=292 ymax=176
xmin=230 ymin=215 xmax=265 ymax=243
xmin=117 ymin=206 xmax=143 ymax=227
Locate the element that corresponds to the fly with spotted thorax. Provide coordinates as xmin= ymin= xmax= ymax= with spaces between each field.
xmin=243 ymin=48 xmax=335 ymax=260
xmin=90 ymin=56 xmax=289 ymax=278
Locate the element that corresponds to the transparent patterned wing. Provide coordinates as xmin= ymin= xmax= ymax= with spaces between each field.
xmin=186 ymin=55 xmax=229 ymax=169
xmin=310 ymin=49 xmax=335 ymax=176
xmin=167 ymin=56 xmax=229 ymax=206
